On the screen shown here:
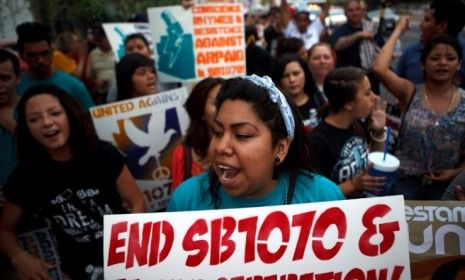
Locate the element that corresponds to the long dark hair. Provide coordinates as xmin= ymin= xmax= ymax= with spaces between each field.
xmin=16 ymin=85 xmax=98 ymax=163
xmin=116 ymin=53 xmax=156 ymax=101
xmin=184 ymin=77 xmax=224 ymax=159
xmin=272 ymin=53 xmax=323 ymax=108
xmin=207 ymin=77 xmax=311 ymax=208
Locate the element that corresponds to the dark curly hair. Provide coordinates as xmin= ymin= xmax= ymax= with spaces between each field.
xmin=16 ymin=85 xmax=98 ymax=163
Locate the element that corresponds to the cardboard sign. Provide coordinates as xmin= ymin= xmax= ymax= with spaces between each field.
xmin=19 ymin=227 xmax=64 ymax=280
xmin=102 ymin=23 xmax=153 ymax=61
xmin=147 ymin=4 xmax=246 ymax=82
xmin=90 ymin=88 xmax=189 ymax=211
xmin=406 ymin=200 xmax=465 ymax=279
xmin=104 ymin=196 xmax=411 ymax=279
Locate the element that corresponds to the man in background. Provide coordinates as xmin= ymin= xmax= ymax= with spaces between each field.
xmin=15 ymin=22 xmax=94 ymax=110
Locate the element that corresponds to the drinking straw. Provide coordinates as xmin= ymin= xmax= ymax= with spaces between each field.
xmin=383 ymin=126 xmax=391 ymax=161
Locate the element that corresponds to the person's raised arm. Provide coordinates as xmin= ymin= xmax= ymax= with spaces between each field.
xmin=372 ymin=16 xmax=414 ymax=110
xmin=319 ymin=2 xmax=329 ymax=22
xmin=0 ymin=201 xmax=55 ymax=279
xmin=333 ymin=31 xmax=372 ymax=51
xmin=116 ymin=165 xmax=146 ymax=213
xmin=280 ymin=0 xmax=292 ymax=29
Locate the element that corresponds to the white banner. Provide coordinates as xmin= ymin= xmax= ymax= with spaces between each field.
xmin=90 ymin=88 xmax=189 ymax=211
xmin=104 ymin=196 xmax=411 ymax=279
xmin=148 ymin=4 xmax=246 ymax=82
xmin=102 ymin=23 xmax=153 ymax=61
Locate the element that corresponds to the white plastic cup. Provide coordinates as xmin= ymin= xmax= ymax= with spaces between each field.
xmin=368 ymin=152 xmax=400 ymax=196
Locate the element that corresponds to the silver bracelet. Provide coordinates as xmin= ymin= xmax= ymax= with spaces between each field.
xmin=370 ymin=126 xmax=387 ymax=142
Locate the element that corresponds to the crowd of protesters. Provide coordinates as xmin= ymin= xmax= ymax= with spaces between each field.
xmin=1 ymin=0 xmax=465 ymax=278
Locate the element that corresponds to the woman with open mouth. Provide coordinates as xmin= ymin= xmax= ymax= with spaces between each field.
xmin=0 ymin=85 xmax=145 ymax=279
xmin=167 ymin=75 xmax=344 ymax=211
xmin=373 ymin=16 xmax=465 ymax=200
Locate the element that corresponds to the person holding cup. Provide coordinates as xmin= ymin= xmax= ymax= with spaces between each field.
xmin=309 ymin=67 xmax=388 ymax=198
xmin=373 ymin=16 xmax=465 ymax=200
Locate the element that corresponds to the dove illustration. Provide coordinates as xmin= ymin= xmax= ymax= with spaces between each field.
xmin=124 ymin=114 xmax=177 ymax=166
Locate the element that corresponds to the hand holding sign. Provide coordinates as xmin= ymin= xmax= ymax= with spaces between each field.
xmin=12 ymin=250 xmax=56 ymax=280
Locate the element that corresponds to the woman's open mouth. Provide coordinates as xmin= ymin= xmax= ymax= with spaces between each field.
xmin=43 ymin=129 xmax=60 ymax=139
xmin=217 ymin=164 xmax=240 ymax=181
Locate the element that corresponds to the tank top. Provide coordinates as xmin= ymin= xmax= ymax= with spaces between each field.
xmin=395 ymin=84 xmax=465 ymax=176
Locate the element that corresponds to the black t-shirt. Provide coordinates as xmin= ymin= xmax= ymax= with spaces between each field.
xmin=264 ymin=25 xmax=284 ymax=57
xmin=329 ymin=22 xmax=384 ymax=69
xmin=4 ymin=141 xmax=127 ymax=279
xmin=310 ymin=120 xmax=369 ymax=184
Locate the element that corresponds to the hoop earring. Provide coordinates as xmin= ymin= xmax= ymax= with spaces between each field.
xmin=272 ymin=157 xmax=280 ymax=180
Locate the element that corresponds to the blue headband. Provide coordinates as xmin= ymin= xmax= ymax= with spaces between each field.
xmin=242 ymin=75 xmax=295 ymax=140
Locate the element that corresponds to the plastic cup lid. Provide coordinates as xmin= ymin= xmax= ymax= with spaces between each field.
xmin=368 ymin=152 xmax=400 ymax=172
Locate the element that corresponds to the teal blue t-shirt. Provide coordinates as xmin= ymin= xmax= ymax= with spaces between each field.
xmin=16 ymin=70 xmax=94 ymax=111
xmin=167 ymin=170 xmax=344 ymax=211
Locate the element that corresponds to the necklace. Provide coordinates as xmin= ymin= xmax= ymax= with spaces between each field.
xmin=423 ymin=85 xmax=457 ymax=126
xmin=283 ymin=180 xmax=289 ymax=205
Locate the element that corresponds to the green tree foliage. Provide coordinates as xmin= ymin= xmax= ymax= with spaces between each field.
xmin=29 ymin=0 xmax=179 ymax=33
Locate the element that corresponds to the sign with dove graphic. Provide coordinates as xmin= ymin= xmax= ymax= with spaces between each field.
xmin=90 ymin=87 xmax=189 ymax=211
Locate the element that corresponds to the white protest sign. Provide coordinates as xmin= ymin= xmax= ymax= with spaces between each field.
xmin=104 ymin=196 xmax=411 ymax=279
xmin=90 ymin=88 xmax=189 ymax=211
xmin=102 ymin=23 xmax=153 ymax=61
xmin=147 ymin=4 xmax=246 ymax=82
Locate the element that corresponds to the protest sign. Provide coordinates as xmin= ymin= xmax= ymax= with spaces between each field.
xmin=406 ymin=200 xmax=465 ymax=279
xmin=104 ymin=196 xmax=410 ymax=279
xmin=102 ymin=23 xmax=153 ymax=61
xmin=90 ymin=88 xmax=189 ymax=211
xmin=148 ymin=3 xmax=246 ymax=82
xmin=19 ymin=227 xmax=64 ymax=280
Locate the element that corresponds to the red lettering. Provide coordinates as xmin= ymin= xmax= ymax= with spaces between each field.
xmin=315 ymin=272 xmax=342 ymax=280
xmin=301 ymin=273 xmax=316 ymax=280
xmin=392 ymin=266 xmax=405 ymax=280
xmin=107 ymin=221 xmax=127 ymax=266
xmin=359 ymin=204 xmax=400 ymax=256
xmin=211 ymin=217 xmax=236 ymax=265
xmin=366 ymin=268 xmax=387 ymax=280
xmin=238 ymin=216 xmax=258 ymax=263
xmin=107 ymin=220 xmax=174 ymax=268
xmin=291 ymin=211 xmax=316 ymax=260
xmin=257 ymin=211 xmax=289 ymax=264
xmin=126 ymin=222 xmax=151 ymax=268
xmin=344 ymin=268 xmax=365 ymax=280
xmin=183 ymin=218 xmax=209 ymax=266
xmin=312 ymin=207 xmax=347 ymax=260
xmin=148 ymin=221 xmax=174 ymax=266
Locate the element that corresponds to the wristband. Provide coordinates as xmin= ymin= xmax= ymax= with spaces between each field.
xmin=370 ymin=126 xmax=387 ymax=142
